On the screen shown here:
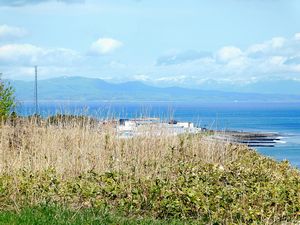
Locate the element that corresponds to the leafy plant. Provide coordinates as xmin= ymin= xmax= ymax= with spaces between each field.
xmin=0 ymin=78 xmax=15 ymax=119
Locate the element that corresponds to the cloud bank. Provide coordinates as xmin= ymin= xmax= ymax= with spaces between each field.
xmin=157 ymin=50 xmax=211 ymax=66
xmin=0 ymin=0 xmax=84 ymax=7
xmin=1 ymin=31 xmax=300 ymax=87
xmin=0 ymin=44 xmax=81 ymax=66
xmin=153 ymin=33 xmax=300 ymax=87
xmin=0 ymin=24 xmax=27 ymax=40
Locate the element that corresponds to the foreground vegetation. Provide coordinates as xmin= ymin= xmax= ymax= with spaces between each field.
xmin=0 ymin=204 xmax=191 ymax=225
xmin=0 ymin=118 xmax=299 ymax=224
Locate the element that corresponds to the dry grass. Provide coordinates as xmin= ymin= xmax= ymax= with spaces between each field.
xmin=0 ymin=117 xmax=241 ymax=178
xmin=0 ymin=117 xmax=299 ymax=224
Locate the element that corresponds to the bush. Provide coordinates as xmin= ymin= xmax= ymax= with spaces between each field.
xmin=0 ymin=79 xmax=15 ymax=119
xmin=0 ymin=152 xmax=299 ymax=224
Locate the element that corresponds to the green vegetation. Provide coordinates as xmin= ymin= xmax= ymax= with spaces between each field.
xmin=0 ymin=205 xmax=189 ymax=225
xmin=0 ymin=150 xmax=299 ymax=224
xmin=0 ymin=118 xmax=299 ymax=224
xmin=0 ymin=78 xmax=15 ymax=119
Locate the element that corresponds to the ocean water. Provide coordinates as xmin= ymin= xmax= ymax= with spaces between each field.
xmin=17 ymin=101 xmax=300 ymax=168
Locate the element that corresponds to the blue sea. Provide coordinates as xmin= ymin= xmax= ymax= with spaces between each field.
xmin=17 ymin=101 xmax=300 ymax=168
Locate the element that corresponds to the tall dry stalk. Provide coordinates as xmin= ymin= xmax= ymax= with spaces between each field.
xmin=0 ymin=117 xmax=243 ymax=178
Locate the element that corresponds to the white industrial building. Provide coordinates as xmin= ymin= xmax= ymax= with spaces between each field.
xmin=117 ymin=118 xmax=201 ymax=138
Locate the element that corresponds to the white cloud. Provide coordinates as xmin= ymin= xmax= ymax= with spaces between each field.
xmin=216 ymin=46 xmax=242 ymax=62
xmin=247 ymin=43 xmax=267 ymax=54
xmin=156 ymin=50 xmax=211 ymax=65
xmin=294 ymin=33 xmax=300 ymax=41
xmin=246 ymin=36 xmax=290 ymax=58
xmin=2 ymin=32 xmax=300 ymax=87
xmin=268 ymin=56 xmax=286 ymax=66
xmin=3 ymin=66 xmax=72 ymax=79
xmin=0 ymin=0 xmax=85 ymax=7
xmin=0 ymin=24 xmax=27 ymax=40
xmin=0 ymin=44 xmax=41 ymax=63
xmin=151 ymin=32 xmax=300 ymax=87
xmin=270 ymin=37 xmax=286 ymax=48
xmin=0 ymin=43 xmax=81 ymax=66
xmin=133 ymin=74 xmax=150 ymax=81
xmin=90 ymin=38 xmax=123 ymax=55
xmin=226 ymin=56 xmax=249 ymax=70
xmin=156 ymin=75 xmax=187 ymax=83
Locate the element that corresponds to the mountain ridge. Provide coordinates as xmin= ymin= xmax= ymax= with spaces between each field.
xmin=6 ymin=76 xmax=300 ymax=102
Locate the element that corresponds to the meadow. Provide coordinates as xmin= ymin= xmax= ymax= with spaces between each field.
xmin=0 ymin=116 xmax=299 ymax=224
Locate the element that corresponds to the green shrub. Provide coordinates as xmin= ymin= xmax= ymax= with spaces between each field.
xmin=0 ymin=149 xmax=299 ymax=224
xmin=0 ymin=79 xmax=15 ymax=120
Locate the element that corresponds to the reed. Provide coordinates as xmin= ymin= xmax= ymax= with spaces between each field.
xmin=0 ymin=117 xmax=241 ymax=177
xmin=0 ymin=116 xmax=299 ymax=224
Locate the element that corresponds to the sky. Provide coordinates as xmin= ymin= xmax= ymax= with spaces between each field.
xmin=0 ymin=0 xmax=300 ymax=89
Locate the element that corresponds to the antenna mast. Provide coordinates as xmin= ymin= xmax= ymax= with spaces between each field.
xmin=34 ymin=66 xmax=38 ymax=115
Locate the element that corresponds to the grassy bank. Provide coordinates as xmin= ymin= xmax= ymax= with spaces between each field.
xmin=0 ymin=118 xmax=299 ymax=224
xmin=0 ymin=205 xmax=189 ymax=225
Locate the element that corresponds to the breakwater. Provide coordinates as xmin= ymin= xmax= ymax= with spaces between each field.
xmin=213 ymin=131 xmax=282 ymax=148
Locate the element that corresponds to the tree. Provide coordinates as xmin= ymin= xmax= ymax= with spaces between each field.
xmin=0 ymin=76 xmax=15 ymax=119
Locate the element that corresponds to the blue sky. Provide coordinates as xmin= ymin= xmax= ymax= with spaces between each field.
xmin=0 ymin=0 xmax=300 ymax=88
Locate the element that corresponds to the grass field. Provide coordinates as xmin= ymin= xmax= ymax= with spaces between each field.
xmin=0 ymin=117 xmax=299 ymax=224
xmin=0 ymin=205 xmax=192 ymax=225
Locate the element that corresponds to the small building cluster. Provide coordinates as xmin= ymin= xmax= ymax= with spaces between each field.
xmin=117 ymin=117 xmax=202 ymax=138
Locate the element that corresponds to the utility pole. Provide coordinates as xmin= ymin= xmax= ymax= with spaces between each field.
xmin=34 ymin=66 xmax=38 ymax=116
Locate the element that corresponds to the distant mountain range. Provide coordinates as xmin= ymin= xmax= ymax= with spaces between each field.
xmin=193 ymin=79 xmax=300 ymax=95
xmin=7 ymin=76 xmax=300 ymax=102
